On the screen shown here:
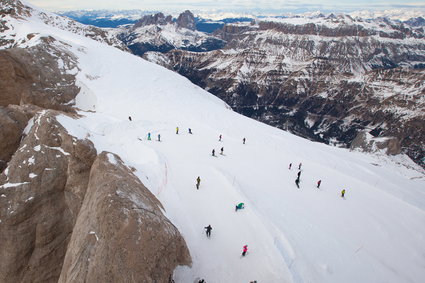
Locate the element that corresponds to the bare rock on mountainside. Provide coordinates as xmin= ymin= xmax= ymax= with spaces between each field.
xmin=0 ymin=106 xmax=29 ymax=172
xmin=0 ymin=50 xmax=31 ymax=106
xmin=0 ymin=45 xmax=80 ymax=112
xmin=176 ymin=10 xmax=196 ymax=30
xmin=59 ymin=152 xmax=191 ymax=283
xmin=0 ymin=111 xmax=191 ymax=282
xmin=133 ymin=12 xmax=173 ymax=28
xmin=350 ymin=131 xmax=402 ymax=155
xmin=0 ymin=110 xmax=97 ymax=283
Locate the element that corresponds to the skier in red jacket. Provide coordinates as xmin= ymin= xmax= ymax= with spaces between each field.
xmin=242 ymin=245 xmax=248 ymax=256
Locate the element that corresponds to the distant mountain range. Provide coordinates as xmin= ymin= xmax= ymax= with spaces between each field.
xmin=56 ymin=9 xmax=425 ymax=168
xmin=60 ymin=9 xmax=425 ymax=30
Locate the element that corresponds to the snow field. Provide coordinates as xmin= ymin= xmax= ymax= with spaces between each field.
xmin=10 ymin=7 xmax=425 ymax=283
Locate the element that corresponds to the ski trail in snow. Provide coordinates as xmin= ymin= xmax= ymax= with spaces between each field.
xmin=215 ymin=167 xmax=302 ymax=282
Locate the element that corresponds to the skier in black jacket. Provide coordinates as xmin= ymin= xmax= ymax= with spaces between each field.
xmin=205 ymin=225 xmax=212 ymax=237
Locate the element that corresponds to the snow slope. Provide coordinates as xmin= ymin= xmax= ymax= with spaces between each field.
xmin=7 ymin=3 xmax=425 ymax=283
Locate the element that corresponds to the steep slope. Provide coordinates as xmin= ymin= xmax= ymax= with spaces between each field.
xmin=1 ymin=2 xmax=425 ymax=282
xmin=57 ymin=34 xmax=425 ymax=282
xmin=143 ymin=15 xmax=425 ymax=168
xmin=0 ymin=0 xmax=127 ymax=50
xmin=0 ymin=1 xmax=190 ymax=282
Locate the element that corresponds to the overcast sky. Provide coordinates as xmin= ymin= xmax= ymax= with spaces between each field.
xmin=26 ymin=0 xmax=425 ymax=13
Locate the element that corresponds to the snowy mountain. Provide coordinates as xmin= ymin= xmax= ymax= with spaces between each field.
xmin=1 ymin=1 xmax=425 ymax=283
xmin=142 ymin=14 xmax=425 ymax=168
xmin=118 ymin=11 xmax=226 ymax=55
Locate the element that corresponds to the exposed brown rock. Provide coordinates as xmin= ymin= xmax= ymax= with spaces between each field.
xmin=0 ymin=106 xmax=29 ymax=172
xmin=0 ymin=111 xmax=191 ymax=283
xmin=350 ymin=131 xmax=401 ymax=155
xmin=0 ymin=50 xmax=31 ymax=106
xmin=133 ymin=12 xmax=172 ymax=29
xmin=0 ymin=43 xmax=80 ymax=112
xmin=0 ymin=110 xmax=97 ymax=283
xmin=176 ymin=10 xmax=196 ymax=30
xmin=59 ymin=151 xmax=191 ymax=283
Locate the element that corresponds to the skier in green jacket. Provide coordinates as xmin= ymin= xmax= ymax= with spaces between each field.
xmin=235 ymin=202 xmax=245 ymax=211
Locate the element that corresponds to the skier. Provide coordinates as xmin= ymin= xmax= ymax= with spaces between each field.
xmin=341 ymin=189 xmax=346 ymax=198
xmin=288 ymin=163 xmax=292 ymax=170
xmin=298 ymin=162 xmax=302 ymax=170
xmin=242 ymin=245 xmax=248 ymax=256
xmin=220 ymin=147 xmax=224 ymax=155
xmin=176 ymin=127 xmax=179 ymax=134
xmin=189 ymin=128 xmax=192 ymax=134
xmin=196 ymin=176 xmax=201 ymax=189
xmin=205 ymin=225 xmax=212 ymax=237
xmin=317 ymin=180 xmax=321 ymax=188
xmin=128 ymin=116 xmax=132 ymax=121
xmin=147 ymin=132 xmax=151 ymax=141
xmin=219 ymin=134 xmax=222 ymax=141
xmin=212 ymin=149 xmax=215 ymax=156
xmin=158 ymin=134 xmax=161 ymax=142
xmin=243 ymin=137 xmax=246 ymax=144
xmin=235 ymin=202 xmax=245 ymax=211
xmin=297 ymin=171 xmax=301 ymax=178
xmin=295 ymin=177 xmax=300 ymax=188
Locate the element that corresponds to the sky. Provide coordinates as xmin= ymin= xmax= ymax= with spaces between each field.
xmin=26 ymin=0 xmax=425 ymax=13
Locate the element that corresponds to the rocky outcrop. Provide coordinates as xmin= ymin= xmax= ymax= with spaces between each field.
xmin=0 ymin=110 xmax=97 ymax=283
xmin=0 ymin=3 xmax=191 ymax=281
xmin=133 ymin=12 xmax=172 ymax=28
xmin=0 ymin=106 xmax=29 ymax=172
xmin=176 ymin=10 xmax=196 ymax=30
xmin=0 ymin=50 xmax=31 ymax=106
xmin=59 ymin=152 xmax=191 ymax=283
xmin=0 ymin=111 xmax=191 ymax=282
xmin=351 ymin=131 xmax=401 ymax=155
xmin=0 ymin=44 xmax=80 ymax=112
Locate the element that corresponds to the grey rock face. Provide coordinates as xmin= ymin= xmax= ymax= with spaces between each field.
xmin=0 ymin=110 xmax=97 ymax=283
xmin=0 ymin=111 xmax=191 ymax=283
xmin=0 ymin=107 xmax=29 ymax=172
xmin=0 ymin=43 xmax=80 ymax=112
xmin=176 ymin=10 xmax=196 ymax=30
xmin=59 ymin=152 xmax=191 ymax=283
xmin=0 ymin=3 xmax=192 ymax=281
xmin=133 ymin=12 xmax=172 ymax=28
xmin=351 ymin=131 xmax=401 ymax=155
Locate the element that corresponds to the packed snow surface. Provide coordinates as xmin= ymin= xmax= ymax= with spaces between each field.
xmin=8 ymin=5 xmax=425 ymax=283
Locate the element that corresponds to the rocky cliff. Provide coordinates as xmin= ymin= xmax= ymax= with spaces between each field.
xmin=0 ymin=1 xmax=191 ymax=281
xmin=143 ymin=15 xmax=425 ymax=167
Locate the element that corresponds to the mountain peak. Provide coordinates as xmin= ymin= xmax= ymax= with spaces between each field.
xmin=176 ymin=10 xmax=196 ymax=30
xmin=133 ymin=12 xmax=172 ymax=28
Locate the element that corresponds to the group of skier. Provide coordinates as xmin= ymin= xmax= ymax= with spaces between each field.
xmin=290 ymin=162 xmax=347 ymax=198
xmin=132 ymin=120 xmax=351 ymax=282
